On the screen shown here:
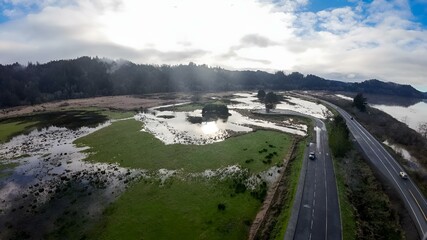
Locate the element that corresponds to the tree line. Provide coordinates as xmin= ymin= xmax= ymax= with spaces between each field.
xmin=0 ymin=56 xmax=424 ymax=108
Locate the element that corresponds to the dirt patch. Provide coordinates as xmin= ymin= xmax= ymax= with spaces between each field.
xmin=0 ymin=95 xmax=189 ymax=120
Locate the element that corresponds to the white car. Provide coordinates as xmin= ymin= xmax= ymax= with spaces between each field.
xmin=309 ymin=152 xmax=316 ymax=160
xmin=399 ymin=171 xmax=408 ymax=179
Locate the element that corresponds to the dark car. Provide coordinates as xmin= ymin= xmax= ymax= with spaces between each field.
xmin=309 ymin=152 xmax=315 ymax=160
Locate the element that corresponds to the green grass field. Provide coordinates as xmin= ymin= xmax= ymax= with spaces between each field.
xmin=75 ymin=119 xmax=292 ymax=173
xmin=0 ymin=162 xmax=18 ymax=179
xmin=75 ymin=117 xmax=295 ymax=239
xmin=0 ymin=120 xmax=39 ymax=143
xmin=0 ymin=108 xmax=133 ymax=144
xmin=87 ymin=178 xmax=260 ymax=240
xmin=1 ymin=109 xmax=298 ymax=239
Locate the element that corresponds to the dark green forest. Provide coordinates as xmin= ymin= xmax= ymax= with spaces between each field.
xmin=0 ymin=56 xmax=425 ymax=108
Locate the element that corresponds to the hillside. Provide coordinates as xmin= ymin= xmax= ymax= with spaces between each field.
xmin=0 ymin=57 xmax=424 ymax=108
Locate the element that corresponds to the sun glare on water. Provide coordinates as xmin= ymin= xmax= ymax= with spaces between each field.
xmin=201 ymin=121 xmax=219 ymax=135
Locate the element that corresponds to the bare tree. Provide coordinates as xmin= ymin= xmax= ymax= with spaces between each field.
xmin=418 ymin=122 xmax=427 ymax=138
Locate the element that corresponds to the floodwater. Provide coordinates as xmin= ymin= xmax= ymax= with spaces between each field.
xmin=0 ymin=122 xmax=143 ymax=238
xmin=136 ymin=92 xmax=325 ymax=145
xmin=136 ymin=109 xmax=307 ymax=145
xmin=383 ymin=140 xmax=422 ymax=171
xmin=230 ymin=93 xmax=332 ymax=120
xmin=371 ymin=101 xmax=427 ymax=132
xmin=0 ymin=92 xmax=325 ymax=237
xmin=334 ymin=93 xmax=427 ymax=132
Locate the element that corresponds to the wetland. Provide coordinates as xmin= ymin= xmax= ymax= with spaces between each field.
xmin=0 ymin=92 xmax=323 ymax=239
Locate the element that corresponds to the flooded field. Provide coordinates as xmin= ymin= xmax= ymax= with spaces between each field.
xmin=137 ymin=92 xmax=331 ymax=145
xmin=0 ymin=121 xmax=143 ymax=238
xmin=0 ymin=92 xmax=323 ymax=238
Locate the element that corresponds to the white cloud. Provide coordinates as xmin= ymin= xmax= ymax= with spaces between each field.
xmin=0 ymin=0 xmax=426 ymax=90
xmin=2 ymin=8 xmax=23 ymax=17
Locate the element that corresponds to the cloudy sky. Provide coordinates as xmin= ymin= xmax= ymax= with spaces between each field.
xmin=1 ymin=0 xmax=426 ymax=91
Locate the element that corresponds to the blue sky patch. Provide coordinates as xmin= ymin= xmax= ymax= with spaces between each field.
xmin=410 ymin=1 xmax=427 ymax=26
xmin=307 ymin=0 xmax=355 ymax=12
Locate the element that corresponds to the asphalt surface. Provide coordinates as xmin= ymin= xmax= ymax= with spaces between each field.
xmin=290 ymin=118 xmax=341 ymax=240
xmin=327 ymin=102 xmax=427 ymax=240
xmin=260 ymin=109 xmax=342 ymax=240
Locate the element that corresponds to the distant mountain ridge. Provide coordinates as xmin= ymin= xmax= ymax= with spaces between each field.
xmin=0 ymin=56 xmax=425 ymax=108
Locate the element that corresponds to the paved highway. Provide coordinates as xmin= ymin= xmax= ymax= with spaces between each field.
xmin=290 ymin=118 xmax=341 ymax=240
xmin=326 ymin=102 xmax=427 ymax=240
xmin=261 ymin=109 xmax=342 ymax=240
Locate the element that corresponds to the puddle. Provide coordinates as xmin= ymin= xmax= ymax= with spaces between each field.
xmin=189 ymin=165 xmax=282 ymax=190
xmin=0 ymin=122 xmax=144 ymax=238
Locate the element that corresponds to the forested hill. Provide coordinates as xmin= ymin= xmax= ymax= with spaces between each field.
xmin=0 ymin=56 xmax=425 ymax=108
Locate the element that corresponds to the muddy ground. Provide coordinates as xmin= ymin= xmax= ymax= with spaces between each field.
xmin=0 ymin=94 xmax=190 ymax=120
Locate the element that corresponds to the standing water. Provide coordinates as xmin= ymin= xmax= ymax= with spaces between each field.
xmin=0 ymin=121 xmax=143 ymax=239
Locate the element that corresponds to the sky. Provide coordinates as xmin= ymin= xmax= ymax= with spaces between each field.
xmin=0 ymin=0 xmax=426 ymax=91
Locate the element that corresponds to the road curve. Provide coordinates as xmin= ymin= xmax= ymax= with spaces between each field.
xmin=325 ymin=101 xmax=427 ymax=240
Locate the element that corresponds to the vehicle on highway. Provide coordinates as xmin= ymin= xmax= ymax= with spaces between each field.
xmin=399 ymin=171 xmax=408 ymax=179
xmin=350 ymin=117 xmax=353 ymax=120
xmin=309 ymin=152 xmax=316 ymax=160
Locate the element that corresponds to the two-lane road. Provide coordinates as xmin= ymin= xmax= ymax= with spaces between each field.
xmin=286 ymin=117 xmax=341 ymax=240
xmin=327 ymin=102 xmax=427 ymax=240
xmin=257 ymin=108 xmax=342 ymax=240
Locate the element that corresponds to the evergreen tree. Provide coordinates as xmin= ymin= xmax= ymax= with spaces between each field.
xmin=353 ymin=93 xmax=367 ymax=112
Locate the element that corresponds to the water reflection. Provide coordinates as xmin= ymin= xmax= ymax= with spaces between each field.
xmin=383 ymin=140 xmax=423 ymax=171
xmin=136 ymin=93 xmax=312 ymax=145
xmin=334 ymin=92 xmax=427 ymax=132
xmin=371 ymin=101 xmax=427 ymax=131
xmin=136 ymin=110 xmax=252 ymax=145
xmin=0 ymin=122 xmax=143 ymax=238
xmin=201 ymin=121 xmax=220 ymax=135
xmin=230 ymin=92 xmax=332 ymax=120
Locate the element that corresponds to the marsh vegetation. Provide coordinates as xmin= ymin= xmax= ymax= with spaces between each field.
xmin=0 ymin=92 xmax=319 ymax=239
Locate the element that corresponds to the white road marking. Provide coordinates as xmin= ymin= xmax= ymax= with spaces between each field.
xmin=314 ymin=126 xmax=321 ymax=151
xmin=324 ymin=144 xmax=328 ymax=240
xmin=339 ymin=108 xmax=425 ymax=234
xmin=410 ymin=189 xmax=427 ymax=222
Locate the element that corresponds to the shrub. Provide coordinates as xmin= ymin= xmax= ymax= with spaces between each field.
xmin=217 ymin=203 xmax=226 ymax=211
